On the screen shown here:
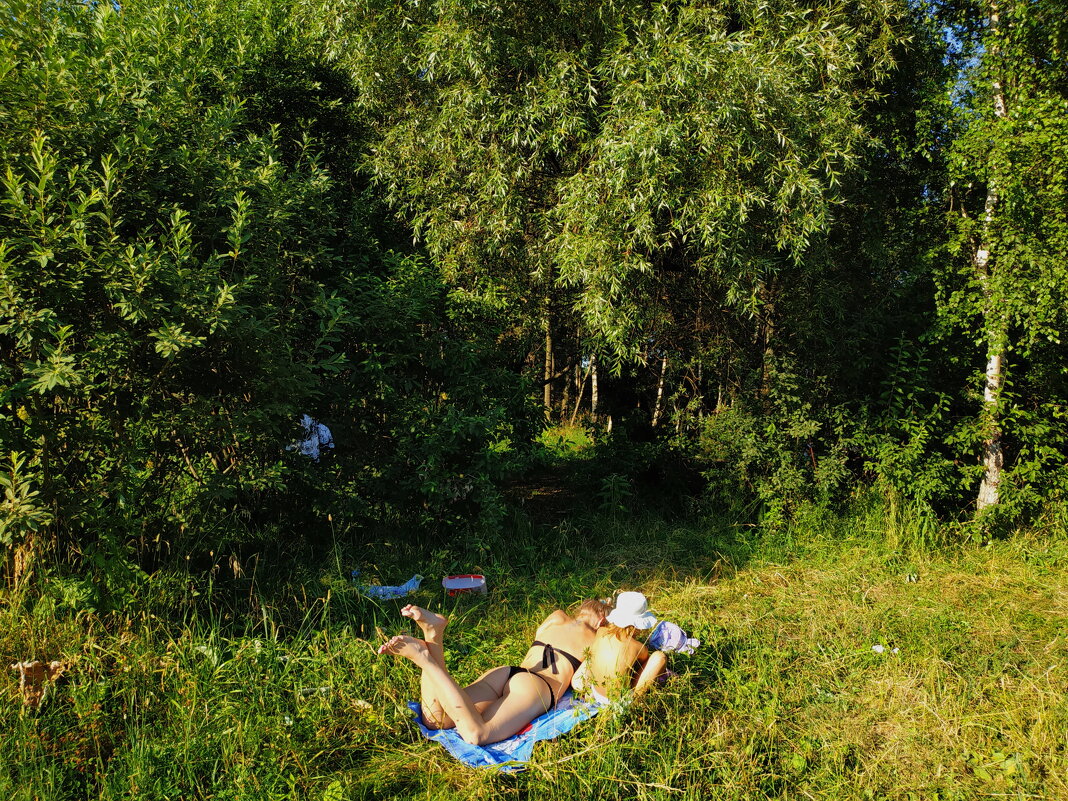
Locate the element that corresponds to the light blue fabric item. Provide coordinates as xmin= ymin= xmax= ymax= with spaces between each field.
xmin=289 ymin=414 xmax=334 ymax=461
xmin=647 ymin=620 xmax=700 ymax=654
xmin=353 ymin=573 xmax=422 ymax=599
xmin=407 ymin=692 xmax=604 ymax=771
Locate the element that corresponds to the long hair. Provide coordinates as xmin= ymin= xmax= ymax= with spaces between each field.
xmin=604 ymin=623 xmax=638 ymax=641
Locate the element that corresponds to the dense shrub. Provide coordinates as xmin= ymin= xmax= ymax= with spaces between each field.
xmin=0 ymin=0 xmax=531 ymax=592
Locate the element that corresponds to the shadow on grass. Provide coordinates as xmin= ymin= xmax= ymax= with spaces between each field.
xmin=2 ymin=457 xmax=764 ymax=801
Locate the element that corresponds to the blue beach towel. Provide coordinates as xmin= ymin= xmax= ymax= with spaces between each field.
xmin=407 ymin=692 xmax=604 ymax=771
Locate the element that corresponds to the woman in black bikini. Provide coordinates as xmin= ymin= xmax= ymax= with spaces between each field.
xmin=379 ymin=600 xmax=610 ymax=746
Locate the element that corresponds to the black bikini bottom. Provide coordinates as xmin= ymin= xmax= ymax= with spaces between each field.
xmin=505 ymin=665 xmax=557 ymax=708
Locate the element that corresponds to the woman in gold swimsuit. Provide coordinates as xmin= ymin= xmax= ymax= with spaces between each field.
xmin=379 ymin=599 xmax=610 ymax=746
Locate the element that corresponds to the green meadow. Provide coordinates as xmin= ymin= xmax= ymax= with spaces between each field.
xmin=6 ymin=500 xmax=1067 ymax=800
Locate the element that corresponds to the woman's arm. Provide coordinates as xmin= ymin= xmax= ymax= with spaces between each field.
xmin=632 ymin=650 xmax=668 ymax=696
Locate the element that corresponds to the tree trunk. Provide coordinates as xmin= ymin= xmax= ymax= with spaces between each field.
xmin=651 ymin=355 xmax=668 ymax=428
xmin=976 ymin=0 xmax=1008 ymax=512
xmin=976 ymin=347 xmax=1004 ymax=510
xmin=543 ymin=317 xmax=553 ymax=420
xmin=569 ymin=362 xmax=590 ymax=425
xmin=590 ymin=354 xmax=599 ymax=421
xmin=560 ymin=356 xmax=571 ymax=421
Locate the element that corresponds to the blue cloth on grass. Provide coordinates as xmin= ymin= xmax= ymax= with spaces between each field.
xmin=352 ymin=573 xmax=422 ymax=599
xmin=407 ymin=692 xmax=603 ymax=771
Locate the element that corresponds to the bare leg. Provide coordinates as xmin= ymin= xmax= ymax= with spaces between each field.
xmin=380 ymin=635 xmax=551 ymax=745
xmin=400 ymin=606 xmax=451 ymax=726
xmin=394 ymin=607 xmax=503 ymax=729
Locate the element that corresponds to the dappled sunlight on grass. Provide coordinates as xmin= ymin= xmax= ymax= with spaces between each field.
xmin=4 ymin=510 xmax=1068 ymax=799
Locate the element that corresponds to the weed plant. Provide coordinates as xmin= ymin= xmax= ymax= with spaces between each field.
xmin=4 ymin=499 xmax=1068 ymax=800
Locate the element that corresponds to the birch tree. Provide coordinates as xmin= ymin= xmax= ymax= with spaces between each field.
xmin=943 ymin=0 xmax=1068 ymax=513
xmin=973 ymin=0 xmax=1008 ymax=510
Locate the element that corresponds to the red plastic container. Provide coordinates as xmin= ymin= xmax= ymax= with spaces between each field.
xmin=442 ymin=574 xmax=487 ymax=596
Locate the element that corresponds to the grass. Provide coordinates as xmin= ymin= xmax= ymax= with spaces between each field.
xmin=3 ymin=500 xmax=1068 ymax=800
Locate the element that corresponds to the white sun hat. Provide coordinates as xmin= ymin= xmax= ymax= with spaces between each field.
xmin=606 ymin=591 xmax=658 ymax=630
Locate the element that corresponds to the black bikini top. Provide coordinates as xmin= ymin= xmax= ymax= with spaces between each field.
xmin=530 ymin=640 xmax=582 ymax=675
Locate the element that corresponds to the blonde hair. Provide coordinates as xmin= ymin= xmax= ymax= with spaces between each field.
xmin=604 ymin=623 xmax=638 ymax=641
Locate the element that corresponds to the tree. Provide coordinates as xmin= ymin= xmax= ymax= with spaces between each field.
xmin=0 ymin=0 xmax=352 ymax=576
xmin=1 ymin=0 xmax=529 ymax=583
xmin=298 ymin=0 xmax=912 ymax=426
xmin=942 ymin=0 xmax=1068 ymax=514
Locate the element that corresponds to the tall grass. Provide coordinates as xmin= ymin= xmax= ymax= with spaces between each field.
xmin=4 ymin=501 xmax=1068 ymax=800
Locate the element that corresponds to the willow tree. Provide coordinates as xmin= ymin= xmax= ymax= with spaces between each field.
xmin=550 ymin=1 xmax=904 ymax=358
xmin=300 ymin=0 xmax=909 ymax=393
xmin=942 ymin=0 xmax=1068 ymax=513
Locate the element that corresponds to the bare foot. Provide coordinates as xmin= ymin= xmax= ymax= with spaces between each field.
xmin=378 ymin=634 xmax=432 ymax=666
xmin=401 ymin=605 xmax=449 ymax=640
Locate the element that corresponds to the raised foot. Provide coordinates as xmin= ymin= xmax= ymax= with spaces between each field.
xmin=401 ymin=605 xmax=449 ymax=639
xmin=378 ymin=634 xmax=432 ymax=665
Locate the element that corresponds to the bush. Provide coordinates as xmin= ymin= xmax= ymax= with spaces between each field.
xmin=0 ymin=0 xmax=533 ymax=583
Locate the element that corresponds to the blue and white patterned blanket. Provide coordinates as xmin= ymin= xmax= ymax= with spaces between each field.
xmin=407 ymin=692 xmax=603 ymax=772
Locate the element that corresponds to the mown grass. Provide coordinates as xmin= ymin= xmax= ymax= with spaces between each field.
xmin=4 ymin=498 xmax=1068 ymax=800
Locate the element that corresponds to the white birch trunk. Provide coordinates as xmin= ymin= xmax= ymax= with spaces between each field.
xmin=590 ymin=355 xmax=599 ymax=421
xmin=976 ymin=0 xmax=1008 ymax=511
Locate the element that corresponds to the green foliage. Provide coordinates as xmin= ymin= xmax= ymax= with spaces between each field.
xmin=324 ymin=253 xmax=528 ymax=539
xmin=550 ymin=0 xmax=906 ymax=351
xmin=697 ymin=360 xmax=850 ymax=524
xmin=0 ymin=0 xmax=535 ymax=582
xmin=305 ymin=0 xmax=912 ymax=359
xmin=535 ymin=423 xmax=596 ymax=459
xmin=285 ymin=0 xmax=1067 ymax=527
xmin=0 ymin=451 xmax=52 ymax=545
xmin=853 ymin=335 xmax=967 ymax=520
xmin=596 ymin=473 xmax=633 ymax=518
xmin=1 ymin=0 xmax=1066 ymax=594
xmin=934 ymin=0 xmax=1068 ymax=515
xmin=0 ymin=0 xmax=348 ymax=566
